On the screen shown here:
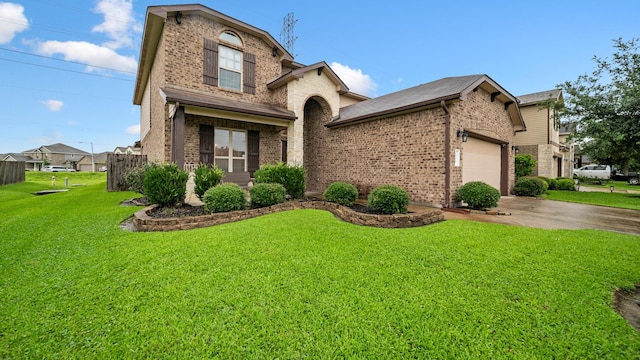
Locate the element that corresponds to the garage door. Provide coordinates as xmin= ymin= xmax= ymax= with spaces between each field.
xmin=462 ymin=137 xmax=502 ymax=191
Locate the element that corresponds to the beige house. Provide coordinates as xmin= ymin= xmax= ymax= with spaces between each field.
xmin=22 ymin=143 xmax=89 ymax=171
xmin=514 ymin=90 xmax=573 ymax=178
xmin=114 ymin=146 xmax=141 ymax=155
xmin=133 ymin=4 xmax=525 ymax=207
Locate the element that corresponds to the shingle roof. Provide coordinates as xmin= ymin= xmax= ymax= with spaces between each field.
xmin=162 ymin=87 xmax=296 ymax=120
xmin=39 ymin=143 xmax=89 ymax=155
xmin=329 ymin=74 xmax=523 ymax=129
xmin=517 ymin=89 xmax=562 ymax=106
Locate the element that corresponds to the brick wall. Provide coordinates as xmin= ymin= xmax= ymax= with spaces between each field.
xmin=304 ymin=89 xmax=516 ymax=206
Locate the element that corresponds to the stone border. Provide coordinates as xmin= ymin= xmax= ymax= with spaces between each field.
xmin=132 ymin=201 xmax=444 ymax=232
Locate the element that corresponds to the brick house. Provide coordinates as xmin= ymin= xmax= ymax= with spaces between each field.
xmin=133 ymin=4 xmax=525 ymax=207
xmin=514 ymin=89 xmax=573 ymax=178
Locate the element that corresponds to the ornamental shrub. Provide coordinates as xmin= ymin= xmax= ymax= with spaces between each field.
xmin=124 ymin=162 xmax=158 ymax=195
xmin=547 ymin=178 xmax=558 ymax=190
xmin=515 ymin=154 xmax=536 ymax=178
xmin=203 ymin=183 xmax=247 ymax=213
xmin=143 ymin=163 xmax=189 ymax=206
xmin=513 ymin=176 xmax=546 ymax=197
xmin=254 ymin=162 xmax=306 ymax=199
xmin=194 ymin=163 xmax=224 ymax=200
xmin=456 ymin=181 xmax=501 ymax=210
xmin=367 ymin=185 xmax=410 ymax=214
xmin=250 ymin=183 xmax=286 ymax=208
xmin=324 ymin=182 xmax=358 ymax=206
xmin=556 ymin=178 xmax=576 ymax=191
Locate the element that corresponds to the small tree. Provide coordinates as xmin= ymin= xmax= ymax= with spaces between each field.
xmin=515 ymin=154 xmax=536 ymax=178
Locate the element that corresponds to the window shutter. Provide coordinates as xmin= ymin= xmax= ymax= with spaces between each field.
xmin=203 ymin=39 xmax=218 ymax=86
xmin=243 ymin=52 xmax=256 ymax=94
xmin=199 ymin=125 xmax=215 ymax=164
xmin=248 ymin=130 xmax=260 ymax=176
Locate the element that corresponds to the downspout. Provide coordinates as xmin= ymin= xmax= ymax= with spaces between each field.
xmin=441 ymin=100 xmax=451 ymax=208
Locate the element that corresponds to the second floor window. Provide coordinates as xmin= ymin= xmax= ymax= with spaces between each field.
xmin=219 ymin=45 xmax=242 ymax=91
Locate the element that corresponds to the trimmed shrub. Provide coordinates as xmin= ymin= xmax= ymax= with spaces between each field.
xmin=250 ymin=183 xmax=286 ymax=208
xmin=515 ymin=154 xmax=536 ymax=178
xmin=124 ymin=162 xmax=158 ymax=195
xmin=254 ymin=162 xmax=305 ymax=199
xmin=514 ymin=176 xmax=547 ymax=197
xmin=324 ymin=182 xmax=358 ymax=206
xmin=367 ymin=185 xmax=410 ymax=215
xmin=194 ymin=163 xmax=224 ymax=200
xmin=556 ymin=178 xmax=576 ymax=191
xmin=547 ymin=178 xmax=558 ymax=190
xmin=456 ymin=181 xmax=501 ymax=210
xmin=203 ymin=183 xmax=247 ymax=213
xmin=143 ymin=163 xmax=189 ymax=206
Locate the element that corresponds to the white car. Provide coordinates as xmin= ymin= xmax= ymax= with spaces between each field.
xmin=572 ymin=165 xmax=611 ymax=179
xmin=42 ymin=165 xmax=75 ymax=172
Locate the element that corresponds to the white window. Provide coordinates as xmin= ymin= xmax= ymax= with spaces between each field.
xmin=215 ymin=128 xmax=246 ymax=172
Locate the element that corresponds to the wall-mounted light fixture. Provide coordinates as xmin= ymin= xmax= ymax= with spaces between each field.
xmin=511 ymin=145 xmax=520 ymax=154
xmin=272 ymin=47 xmax=278 ymax=57
xmin=175 ymin=11 xmax=182 ymax=24
xmin=456 ymin=129 xmax=468 ymax=142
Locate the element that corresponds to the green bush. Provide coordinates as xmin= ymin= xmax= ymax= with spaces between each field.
xmin=547 ymin=178 xmax=558 ymax=190
xmin=367 ymin=185 xmax=410 ymax=214
xmin=515 ymin=154 xmax=536 ymax=178
xmin=250 ymin=183 xmax=286 ymax=208
xmin=203 ymin=184 xmax=247 ymax=213
xmin=143 ymin=163 xmax=189 ymax=206
xmin=194 ymin=163 xmax=224 ymax=200
xmin=254 ymin=162 xmax=305 ymax=199
xmin=324 ymin=182 xmax=358 ymax=206
xmin=556 ymin=178 xmax=576 ymax=191
xmin=124 ymin=162 xmax=158 ymax=194
xmin=514 ymin=176 xmax=547 ymax=197
xmin=456 ymin=181 xmax=501 ymax=210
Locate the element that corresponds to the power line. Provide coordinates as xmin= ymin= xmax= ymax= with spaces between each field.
xmin=0 ymin=47 xmax=137 ymax=74
xmin=0 ymin=57 xmax=134 ymax=82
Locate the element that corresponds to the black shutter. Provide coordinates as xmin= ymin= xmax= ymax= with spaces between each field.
xmin=243 ymin=52 xmax=256 ymax=94
xmin=248 ymin=130 xmax=260 ymax=176
xmin=199 ymin=125 xmax=215 ymax=164
xmin=203 ymin=39 xmax=218 ymax=86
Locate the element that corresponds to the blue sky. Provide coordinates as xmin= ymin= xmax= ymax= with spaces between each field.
xmin=0 ymin=0 xmax=638 ymax=155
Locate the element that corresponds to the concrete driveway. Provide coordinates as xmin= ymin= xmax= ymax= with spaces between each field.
xmin=443 ymin=196 xmax=640 ymax=236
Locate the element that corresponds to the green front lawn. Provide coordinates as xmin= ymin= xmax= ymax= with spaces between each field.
xmin=544 ymin=190 xmax=640 ymax=210
xmin=1 ymin=175 xmax=640 ymax=358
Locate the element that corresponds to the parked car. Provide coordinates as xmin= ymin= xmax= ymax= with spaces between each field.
xmin=572 ymin=165 xmax=611 ymax=179
xmin=611 ymin=168 xmax=638 ymax=182
xmin=98 ymin=166 xmax=107 ymax=172
xmin=42 ymin=165 xmax=75 ymax=172
xmin=628 ymin=175 xmax=639 ymax=185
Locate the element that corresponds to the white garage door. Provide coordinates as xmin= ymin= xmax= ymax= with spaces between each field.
xmin=462 ymin=137 xmax=502 ymax=191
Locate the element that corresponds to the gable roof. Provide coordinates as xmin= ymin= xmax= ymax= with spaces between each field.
xmin=267 ymin=61 xmax=350 ymax=94
xmin=3 ymin=153 xmax=39 ymax=162
xmin=328 ymin=74 xmax=524 ymax=130
xmin=518 ymin=89 xmax=562 ymax=106
xmin=34 ymin=143 xmax=89 ymax=155
xmin=134 ymin=4 xmax=294 ymax=105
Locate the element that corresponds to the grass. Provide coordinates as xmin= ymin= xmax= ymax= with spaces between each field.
xmin=544 ymin=190 xmax=640 ymax=210
xmin=1 ymin=174 xmax=640 ymax=358
xmin=578 ymin=180 xmax=640 ymax=192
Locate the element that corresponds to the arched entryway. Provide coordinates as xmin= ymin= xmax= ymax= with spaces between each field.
xmin=302 ymin=96 xmax=333 ymax=194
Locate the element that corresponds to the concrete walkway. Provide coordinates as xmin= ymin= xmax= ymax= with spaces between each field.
xmin=444 ymin=195 xmax=640 ymax=236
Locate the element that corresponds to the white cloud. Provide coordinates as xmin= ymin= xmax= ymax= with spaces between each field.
xmin=125 ymin=124 xmax=140 ymax=135
xmin=42 ymin=99 xmax=63 ymax=111
xmin=0 ymin=2 xmax=29 ymax=44
xmin=330 ymin=62 xmax=378 ymax=97
xmin=37 ymin=40 xmax=137 ymax=73
xmin=92 ymin=0 xmax=141 ymax=49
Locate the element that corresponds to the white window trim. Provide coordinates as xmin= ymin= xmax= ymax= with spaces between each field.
xmin=218 ymin=44 xmax=243 ymax=92
xmin=215 ymin=128 xmax=247 ymax=172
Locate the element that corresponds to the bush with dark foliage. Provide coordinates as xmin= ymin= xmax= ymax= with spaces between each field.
xmin=143 ymin=163 xmax=189 ymax=206
xmin=324 ymin=182 xmax=358 ymax=206
xmin=194 ymin=163 xmax=224 ymax=200
xmin=203 ymin=183 xmax=247 ymax=213
xmin=367 ymin=185 xmax=410 ymax=214
xmin=254 ymin=162 xmax=305 ymax=199
xmin=250 ymin=183 xmax=286 ymax=208
xmin=456 ymin=181 xmax=501 ymax=210
xmin=514 ymin=176 xmax=547 ymax=197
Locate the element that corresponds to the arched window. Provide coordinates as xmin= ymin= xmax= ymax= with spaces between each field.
xmin=220 ymin=31 xmax=242 ymax=46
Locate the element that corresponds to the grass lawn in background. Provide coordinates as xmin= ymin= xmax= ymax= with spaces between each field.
xmin=545 ymin=190 xmax=640 ymax=210
xmin=1 ymin=174 xmax=639 ymax=358
xmin=578 ymin=180 xmax=639 ymax=192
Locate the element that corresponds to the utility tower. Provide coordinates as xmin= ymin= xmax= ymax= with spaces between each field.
xmin=280 ymin=12 xmax=298 ymax=58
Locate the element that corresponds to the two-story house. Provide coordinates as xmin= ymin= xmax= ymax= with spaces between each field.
xmin=133 ymin=4 xmax=525 ymax=207
xmin=514 ymin=89 xmax=572 ymax=178
xmin=22 ymin=143 xmax=89 ymax=171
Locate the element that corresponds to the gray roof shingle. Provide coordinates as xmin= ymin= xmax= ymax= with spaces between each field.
xmin=517 ymin=89 xmax=562 ymax=106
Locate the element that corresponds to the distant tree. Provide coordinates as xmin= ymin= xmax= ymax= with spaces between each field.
xmin=559 ymin=38 xmax=640 ymax=172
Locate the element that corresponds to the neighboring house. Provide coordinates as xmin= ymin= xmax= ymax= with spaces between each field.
xmin=20 ymin=143 xmax=89 ymax=171
xmin=514 ymin=89 xmax=573 ymax=178
xmin=133 ymin=4 xmax=525 ymax=207
xmin=1 ymin=153 xmax=42 ymax=171
xmin=114 ymin=146 xmax=141 ymax=155
xmin=77 ymin=151 xmax=110 ymax=172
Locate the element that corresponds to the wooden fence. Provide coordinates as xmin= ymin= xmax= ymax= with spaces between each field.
xmin=0 ymin=161 xmax=25 ymax=186
xmin=106 ymin=154 xmax=147 ymax=192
